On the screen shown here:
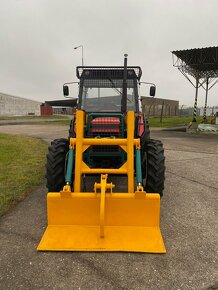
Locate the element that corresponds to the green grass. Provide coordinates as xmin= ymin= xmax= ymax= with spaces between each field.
xmin=35 ymin=119 xmax=71 ymax=125
xmin=0 ymin=115 xmax=69 ymax=120
xmin=0 ymin=134 xmax=48 ymax=216
xmin=147 ymin=116 xmax=213 ymax=128
xmin=35 ymin=115 xmax=213 ymax=128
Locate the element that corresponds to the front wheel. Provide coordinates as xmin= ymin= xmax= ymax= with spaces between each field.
xmin=141 ymin=139 xmax=165 ymax=197
xmin=46 ymin=138 xmax=69 ymax=192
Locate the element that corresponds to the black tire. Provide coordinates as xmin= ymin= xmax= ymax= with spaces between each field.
xmin=144 ymin=117 xmax=150 ymax=140
xmin=69 ymin=117 xmax=75 ymax=138
xmin=46 ymin=138 xmax=69 ymax=192
xmin=140 ymin=117 xmax=150 ymax=149
xmin=141 ymin=139 xmax=165 ymax=196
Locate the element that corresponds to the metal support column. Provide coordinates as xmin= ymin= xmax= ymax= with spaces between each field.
xmin=192 ymin=77 xmax=199 ymax=122
xmin=203 ymin=78 xmax=209 ymax=124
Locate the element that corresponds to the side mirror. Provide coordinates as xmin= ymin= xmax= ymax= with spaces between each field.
xmin=150 ymin=86 xmax=156 ymax=97
xmin=63 ymin=85 xmax=69 ymax=96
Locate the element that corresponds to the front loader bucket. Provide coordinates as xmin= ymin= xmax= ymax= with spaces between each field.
xmin=37 ymin=191 xmax=166 ymax=253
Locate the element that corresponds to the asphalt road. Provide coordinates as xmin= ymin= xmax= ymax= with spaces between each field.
xmin=0 ymin=125 xmax=217 ymax=290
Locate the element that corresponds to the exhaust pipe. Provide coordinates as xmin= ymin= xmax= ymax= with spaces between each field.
xmin=121 ymin=54 xmax=128 ymax=114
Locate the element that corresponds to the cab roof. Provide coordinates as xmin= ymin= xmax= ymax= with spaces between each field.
xmin=76 ymin=66 xmax=142 ymax=80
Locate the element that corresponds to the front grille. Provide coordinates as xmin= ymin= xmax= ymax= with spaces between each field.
xmin=89 ymin=117 xmax=122 ymax=153
xmin=91 ymin=145 xmax=120 ymax=153
xmin=92 ymin=131 xmax=120 ymax=138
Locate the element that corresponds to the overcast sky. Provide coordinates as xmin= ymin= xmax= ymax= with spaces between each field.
xmin=0 ymin=0 xmax=218 ymax=107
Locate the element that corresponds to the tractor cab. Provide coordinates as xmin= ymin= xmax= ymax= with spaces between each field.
xmin=63 ymin=57 xmax=155 ymax=170
xmin=76 ymin=66 xmax=141 ymax=113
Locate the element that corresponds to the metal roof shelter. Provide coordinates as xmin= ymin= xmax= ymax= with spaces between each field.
xmin=172 ymin=46 xmax=218 ymax=122
xmin=45 ymin=99 xmax=77 ymax=107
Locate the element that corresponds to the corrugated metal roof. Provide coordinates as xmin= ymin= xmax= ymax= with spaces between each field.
xmin=45 ymin=99 xmax=77 ymax=107
xmin=172 ymin=46 xmax=218 ymax=78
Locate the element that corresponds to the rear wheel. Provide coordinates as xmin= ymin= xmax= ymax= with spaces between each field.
xmin=141 ymin=139 xmax=165 ymax=196
xmin=46 ymin=138 xmax=69 ymax=192
xmin=144 ymin=117 xmax=150 ymax=140
xmin=140 ymin=117 xmax=150 ymax=148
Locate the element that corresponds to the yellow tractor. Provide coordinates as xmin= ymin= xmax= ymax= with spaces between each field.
xmin=38 ymin=55 xmax=166 ymax=253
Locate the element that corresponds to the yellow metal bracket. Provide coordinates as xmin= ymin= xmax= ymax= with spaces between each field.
xmin=94 ymin=174 xmax=115 ymax=238
xmin=136 ymin=184 xmax=144 ymax=192
xmin=135 ymin=185 xmax=146 ymax=199
xmin=60 ymin=185 xmax=72 ymax=198
xmin=62 ymin=185 xmax=71 ymax=192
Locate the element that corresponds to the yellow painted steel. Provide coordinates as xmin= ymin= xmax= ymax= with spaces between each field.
xmin=73 ymin=110 xmax=85 ymax=192
xmin=68 ymin=111 xmax=140 ymax=188
xmin=127 ymin=110 xmax=134 ymax=193
xmin=37 ymin=110 xmax=166 ymax=253
xmin=98 ymin=174 xmax=107 ymax=238
xmin=94 ymin=174 xmax=115 ymax=237
xmin=37 ymin=191 xmax=165 ymax=252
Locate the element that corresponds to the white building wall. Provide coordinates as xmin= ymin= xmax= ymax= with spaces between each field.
xmin=0 ymin=93 xmax=41 ymax=116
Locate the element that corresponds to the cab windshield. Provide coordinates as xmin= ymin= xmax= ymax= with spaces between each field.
xmin=80 ymin=79 xmax=138 ymax=112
